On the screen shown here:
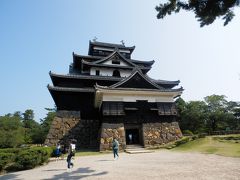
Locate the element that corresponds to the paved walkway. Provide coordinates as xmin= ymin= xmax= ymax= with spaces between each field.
xmin=1 ymin=150 xmax=240 ymax=180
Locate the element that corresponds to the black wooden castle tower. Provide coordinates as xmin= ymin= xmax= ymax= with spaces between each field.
xmin=45 ymin=41 xmax=183 ymax=151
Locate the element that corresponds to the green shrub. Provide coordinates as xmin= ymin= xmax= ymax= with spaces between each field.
xmin=182 ymin=130 xmax=194 ymax=136
xmin=0 ymin=147 xmax=26 ymax=154
xmin=0 ymin=146 xmax=53 ymax=172
xmin=175 ymin=137 xmax=191 ymax=146
xmin=31 ymin=147 xmax=53 ymax=163
xmin=14 ymin=147 xmax=52 ymax=170
xmin=0 ymin=153 xmax=15 ymax=171
xmin=191 ymin=135 xmax=199 ymax=140
xmin=198 ymin=133 xmax=207 ymax=138
xmin=15 ymin=150 xmax=40 ymax=170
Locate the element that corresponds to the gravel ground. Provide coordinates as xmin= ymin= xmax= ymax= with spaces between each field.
xmin=1 ymin=150 xmax=240 ymax=180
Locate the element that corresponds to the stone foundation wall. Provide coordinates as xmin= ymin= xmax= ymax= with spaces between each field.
xmin=45 ymin=110 xmax=100 ymax=149
xmin=100 ymin=123 xmax=126 ymax=151
xmin=45 ymin=111 xmax=182 ymax=150
xmin=143 ymin=122 xmax=182 ymax=147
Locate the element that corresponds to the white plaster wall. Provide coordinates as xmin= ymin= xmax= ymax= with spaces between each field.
xmin=90 ymin=68 xmax=96 ymax=75
xmin=90 ymin=67 xmax=132 ymax=77
xmin=102 ymin=93 xmax=174 ymax=102
xmin=120 ymin=69 xmax=131 ymax=77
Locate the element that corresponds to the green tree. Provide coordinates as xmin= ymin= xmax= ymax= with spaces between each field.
xmin=30 ymin=126 xmax=45 ymax=144
xmin=13 ymin=111 xmax=22 ymax=119
xmin=233 ymin=107 xmax=240 ymax=129
xmin=177 ymin=100 xmax=208 ymax=133
xmin=0 ymin=115 xmax=24 ymax=148
xmin=175 ymin=97 xmax=186 ymax=115
xmin=23 ymin=109 xmax=34 ymax=128
xmin=22 ymin=109 xmax=41 ymax=144
xmin=40 ymin=107 xmax=56 ymax=143
xmin=227 ymin=101 xmax=240 ymax=130
xmin=204 ymin=95 xmax=229 ymax=131
xmin=176 ymin=95 xmax=240 ymax=134
xmin=0 ymin=108 xmax=57 ymax=146
xmin=156 ymin=0 xmax=240 ymax=27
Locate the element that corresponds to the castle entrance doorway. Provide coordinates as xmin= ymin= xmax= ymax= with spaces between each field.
xmin=125 ymin=124 xmax=142 ymax=145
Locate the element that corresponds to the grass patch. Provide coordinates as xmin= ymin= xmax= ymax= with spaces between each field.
xmin=172 ymin=135 xmax=240 ymax=157
xmin=147 ymin=136 xmax=194 ymax=150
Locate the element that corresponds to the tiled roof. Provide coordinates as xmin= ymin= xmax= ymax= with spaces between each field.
xmin=89 ymin=41 xmax=135 ymax=50
xmin=49 ymin=71 xmax=123 ymax=81
xmin=73 ymin=52 xmax=154 ymax=67
xmin=95 ymin=84 xmax=184 ymax=93
xmin=81 ymin=60 xmax=136 ymax=69
xmin=90 ymin=50 xmax=136 ymax=67
xmin=131 ymin=59 xmax=155 ymax=66
xmin=153 ymin=79 xmax=180 ymax=84
xmin=48 ymin=85 xmax=95 ymax=92
xmin=73 ymin=53 xmax=101 ymax=60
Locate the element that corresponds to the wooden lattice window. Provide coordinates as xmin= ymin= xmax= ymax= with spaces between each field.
xmin=102 ymin=102 xmax=125 ymax=116
xmin=157 ymin=103 xmax=165 ymax=115
xmin=164 ymin=104 xmax=172 ymax=115
xmin=157 ymin=103 xmax=178 ymax=115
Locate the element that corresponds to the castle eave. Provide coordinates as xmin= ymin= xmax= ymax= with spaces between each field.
xmin=48 ymin=85 xmax=95 ymax=92
xmin=50 ymin=71 xmax=123 ymax=81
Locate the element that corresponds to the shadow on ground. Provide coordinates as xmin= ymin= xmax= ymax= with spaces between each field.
xmin=45 ymin=167 xmax=108 ymax=180
xmin=0 ymin=173 xmax=20 ymax=180
xmin=0 ymin=167 xmax=108 ymax=180
xmin=43 ymin=168 xmax=67 ymax=171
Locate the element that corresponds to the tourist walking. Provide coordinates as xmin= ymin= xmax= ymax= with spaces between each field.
xmin=66 ymin=139 xmax=76 ymax=170
xmin=55 ymin=143 xmax=61 ymax=161
xmin=112 ymin=138 xmax=119 ymax=160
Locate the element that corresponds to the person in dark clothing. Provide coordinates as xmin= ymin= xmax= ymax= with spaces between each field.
xmin=67 ymin=153 xmax=74 ymax=169
xmin=66 ymin=140 xmax=76 ymax=170
xmin=112 ymin=138 xmax=119 ymax=160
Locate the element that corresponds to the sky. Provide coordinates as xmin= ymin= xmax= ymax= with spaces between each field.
xmin=0 ymin=0 xmax=240 ymax=121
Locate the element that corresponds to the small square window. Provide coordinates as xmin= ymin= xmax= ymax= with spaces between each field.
xmin=112 ymin=60 xmax=120 ymax=64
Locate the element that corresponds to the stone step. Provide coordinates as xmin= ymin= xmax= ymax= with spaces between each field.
xmin=125 ymin=145 xmax=154 ymax=154
xmin=125 ymin=149 xmax=154 ymax=154
xmin=125 ymin=145 xmax=144 ymax=149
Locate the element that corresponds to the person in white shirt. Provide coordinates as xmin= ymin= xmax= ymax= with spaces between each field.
xmin=67 ymin=139 xmax=76 ymax=170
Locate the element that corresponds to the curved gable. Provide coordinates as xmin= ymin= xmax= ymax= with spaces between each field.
xmin=110 ymin=70 xmax=164 ymax=90
xmin=93 ymin=51 xmax=136 ymax=67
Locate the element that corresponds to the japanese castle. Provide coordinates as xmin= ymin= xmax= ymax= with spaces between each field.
xmin=45 ymin=40 xmax=184 ymax=151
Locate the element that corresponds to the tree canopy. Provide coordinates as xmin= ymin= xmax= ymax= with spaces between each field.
xmin=176 ymin=94 xmax=240 ymax=134
xmin=39 ymin=107 xmax=56 ymax=142
xmin=156 ymin=0 xmax=240 ymax=27
xmin=0 ymin=108 xmax=56 ymax=148
xmin=0 ymin=115 xmax=24 ymax=148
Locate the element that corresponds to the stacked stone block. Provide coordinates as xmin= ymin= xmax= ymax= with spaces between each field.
xmin=143 ymin=122 xmax=182 ymax=147
xmin=100 ymin=123 xmax=126 ymax=151
xmin=45 ymin=110 xmax=100 ymax=149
